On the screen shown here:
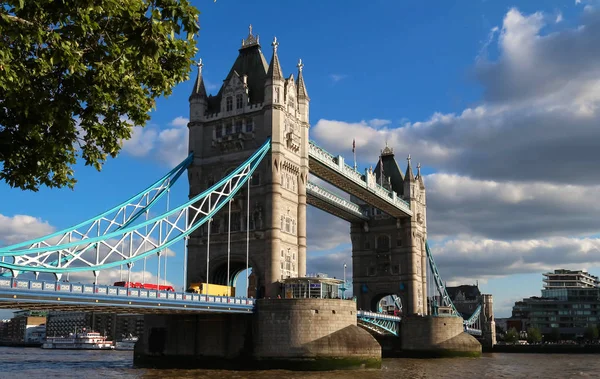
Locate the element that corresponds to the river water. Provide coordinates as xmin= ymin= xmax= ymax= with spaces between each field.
xmin=0 ymin=347 xmax=598 ymax=378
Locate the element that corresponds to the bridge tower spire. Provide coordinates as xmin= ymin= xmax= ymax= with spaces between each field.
xmin=187 ymin=27 xmax=309 ymax=297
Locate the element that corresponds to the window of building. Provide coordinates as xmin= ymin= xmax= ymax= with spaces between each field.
xmin=285 ymin=218 xmax=291 ymax=233
xmin=235 ymin=120 xmax=243 ymax=134
xmin=207 ymin=176 xmax=215 ymax=188
xmin=236 ymin=94 xmax=243 ymax=109
xmin=211 ymin=218 xmax=221 ymax=234
xmin=275 ymin=88 xmax=280 ymax=103
xmin=215 ymin=125 xmax=223 ymax=138
xmin=251 ymin=173 xmax=260 ymax=186
xmin=225 ymin=122 xmax=232 ymax=135
xmin=377 ymin=235 xmax=390 ymax=251
xmin=226 ymin=96 xmax=233 ymax=111
xmin=246 ymin=119 xmax=254 ymax=132
xmin=230 ymin=212 xmax=241 ymax=232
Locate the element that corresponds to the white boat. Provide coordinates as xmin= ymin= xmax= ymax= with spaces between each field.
xmin=42 ymin=331 xmax=114 ymax=350
xmin=114 ymin=336 xmax=138 ymax=351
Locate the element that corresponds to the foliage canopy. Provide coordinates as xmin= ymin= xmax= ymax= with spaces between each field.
xmin=0 ymin=0 xmax=199 ymax=191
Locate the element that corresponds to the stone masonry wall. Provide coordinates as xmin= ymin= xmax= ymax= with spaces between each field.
xmin=253 ymin=298 xmax=380 ymax=359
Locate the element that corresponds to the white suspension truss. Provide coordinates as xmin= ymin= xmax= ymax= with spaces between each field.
xmin=0 ymin=140 xmax=270 ymax=277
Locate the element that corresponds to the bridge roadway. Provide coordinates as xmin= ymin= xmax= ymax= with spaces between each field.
xmin=0 ymin=278 xmax=254 ymax=314
xmin=306 ymin=180 xmax=368 ymax=222
xmin=308 ymin=141 xmax=412 ymax=218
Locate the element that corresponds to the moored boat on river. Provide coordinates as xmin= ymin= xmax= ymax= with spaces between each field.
xmin=42 ymin=331 xmax=113 ymax=350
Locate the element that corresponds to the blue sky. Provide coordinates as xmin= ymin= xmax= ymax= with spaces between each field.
xmin=3 ymin=0 xmax=600 ymax=318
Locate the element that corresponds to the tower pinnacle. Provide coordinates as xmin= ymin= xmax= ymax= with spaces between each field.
xmin=189 ymin=57 xmax=207 ymax=99
xmin=267 ymin=36 xmax=283 ymax=80
xmin=405 ymin=154 xmax=415 ymax=181
xmin=297 ymin=58 xmax=309 ymax=100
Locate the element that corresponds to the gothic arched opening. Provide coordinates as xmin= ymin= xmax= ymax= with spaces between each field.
xmin=370 ymin=293 xmax=403 ymax=316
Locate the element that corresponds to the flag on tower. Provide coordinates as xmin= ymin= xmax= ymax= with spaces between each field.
xmin=352 ymin=139 xmax=355 ymax=153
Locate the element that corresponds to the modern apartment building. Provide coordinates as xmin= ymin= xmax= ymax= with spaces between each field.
xmin=509 ymin=269 xmax=600 ymax=338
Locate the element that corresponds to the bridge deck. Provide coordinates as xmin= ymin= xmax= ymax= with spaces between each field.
xmin=308 ymin=141 xmax=412 ymax=218
xmin=0 ymin=279 xmax=253 ymax=314
xmin=306 ymin=181 xmax=368 ymax=222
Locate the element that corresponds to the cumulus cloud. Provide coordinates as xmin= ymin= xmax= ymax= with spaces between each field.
xmin=426 ymin=174 xmax=600 ymax=240
xmin=432 ymin=236 xmax=600 ymax=283
xmin=121 ymin=116 xmax=189 ymax=166
xmin=0 ymin=214 xmax=55 ymax=247
xmin=306 ymin=7 xmax=600 ymax=289
xmin=312 ymin=8 xmax=600 ymax=185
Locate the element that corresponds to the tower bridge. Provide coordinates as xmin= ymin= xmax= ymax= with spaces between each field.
xmin=0 ymin=26 xmax=494 ymax=369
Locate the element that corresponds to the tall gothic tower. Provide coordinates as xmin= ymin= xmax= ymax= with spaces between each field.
xmin=350 ymin=147 xmax=428 ymax=315
xmin=187 ymin=27 xmax=310 ymax=298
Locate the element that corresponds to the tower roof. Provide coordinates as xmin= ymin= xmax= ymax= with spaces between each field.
xmin=207 ymin=26 xmax=269 ymax=112
xmin=266 ymin=36 xmax=284 ymax=81
xmin=297 ymin=59 xmax=309 ymax=100
xmin=189 ymin=59 xmax=207 ymax=100
xmin=374 ymin=145 xmax=404 ymax=195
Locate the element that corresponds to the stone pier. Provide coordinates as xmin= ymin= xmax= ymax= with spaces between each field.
xmin=400 ymin=316 xmax=482 ymax=357
xmin=134 ymin=298 xmax=381 ymax=370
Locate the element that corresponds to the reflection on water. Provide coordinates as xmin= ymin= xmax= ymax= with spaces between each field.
xmin=0 ymin=347 xmax=599 ymax=379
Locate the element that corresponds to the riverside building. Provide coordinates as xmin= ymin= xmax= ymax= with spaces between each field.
xmin=508 ymin=269 xmax=600 ymax=339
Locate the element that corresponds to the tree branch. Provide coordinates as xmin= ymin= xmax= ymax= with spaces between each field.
xmin=5 ymin=14 xmax=34 ymax=26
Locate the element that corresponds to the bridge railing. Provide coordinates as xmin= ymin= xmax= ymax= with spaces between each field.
xmin=0 ymin=278 xmax=255 ymax=306
xmin=308 ymin=140 xmax=411 ymax=215
xmin=306 ymin=181 xmax=368 ymax=218
xmin=357 ymin=310 xmax=401 ymax=322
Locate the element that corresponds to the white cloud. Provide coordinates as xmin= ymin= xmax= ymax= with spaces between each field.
xmin=313 ymin=8 xmax=600 ymax=186
xmin=432 ymin=236 xmax=600 ymax=283
xmin=121 ymin=116 xmax=189 ymax=166
xmin=330 ymin=74 xmax=347 ymax=83
xmin=556 ymin=12 xmax=563 ymax=23
xmin=305 ymin=7 xmax=600 ymax=288
xmin=0 ymin=214 xmax=55 ymax=247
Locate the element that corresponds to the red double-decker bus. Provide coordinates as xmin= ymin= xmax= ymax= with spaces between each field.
xmin=113 ymin=281 xmax=175 ymax=292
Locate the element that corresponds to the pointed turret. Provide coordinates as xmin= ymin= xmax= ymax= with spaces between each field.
xmin=416 ymin=162 xmax=425 ymax=188
xmin=404 ymin=154 xmax=415 ymax=182
xmin=267 ymin=37 xmax=284 ymax=80
xmin=189 ymin=59 xmax=207 ymax=100
xmin=189 ymin=59 xmax=207 ymax=122
xmin=297 ymin=59 xmax=309 ymax=101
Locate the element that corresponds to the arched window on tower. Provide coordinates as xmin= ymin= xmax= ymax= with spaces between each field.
xmin=377 ymin=235 xmax=390 ymax=251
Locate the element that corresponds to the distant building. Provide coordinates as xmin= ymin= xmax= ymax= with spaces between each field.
xmin=508 ymin=269 xmax=600 ymax=339
xmin=5 ymin=311 xmax=46 ymax=343
xmin=46 ymin=311 xmax=144 ymax=341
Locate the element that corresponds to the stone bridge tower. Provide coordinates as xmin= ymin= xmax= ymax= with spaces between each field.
xmin=351 ymin=147 xmax=428 ymax=315
xmin=186 ymin=27 xmax=310 ymax=298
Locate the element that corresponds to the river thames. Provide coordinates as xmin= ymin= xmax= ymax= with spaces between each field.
xmin=0 ymin=347 xmax=598 ymax=378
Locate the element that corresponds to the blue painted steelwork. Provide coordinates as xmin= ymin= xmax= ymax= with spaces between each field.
xmin=425 ymin=241 xmax=459 ymax=316
xmin=0 ymin=154 xmax=193 ymax=254
xmin=0 ymin=139 xmax=270 ymax=274
xmin=426 ymin=241 xmax=483 ymax=335
xmin=0 ymin=278 xmax=254 ymax=314
xmin=357 ymin=310 xmax=401 ymax=336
